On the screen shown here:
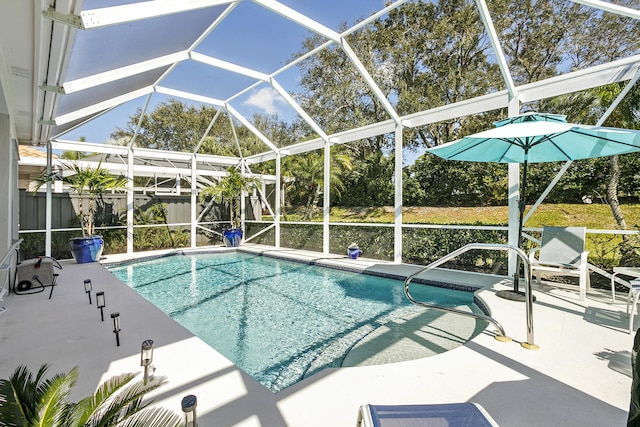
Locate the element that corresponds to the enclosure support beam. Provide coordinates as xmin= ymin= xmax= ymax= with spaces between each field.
xmin=394 ymin=125 xmax=404 ymax=264
xmin=323 ymin=140 xmax=330 ymax=255
xmin=507 ymin=95 xmax=521 ymax=278
xmin=127 ymin=148 xmax=134 ymax=254
xmin=45 ymin=141 xmax=53 ymax=257
xmin=191 ymin=155 xmax=197 ymax=248
xmin=241 ymin=162 xmax=247 ymax=233
xmin=475 ymin=0 xmax=516 ymax=97
xmin=275 ymin=152 xmax=281 ymax=248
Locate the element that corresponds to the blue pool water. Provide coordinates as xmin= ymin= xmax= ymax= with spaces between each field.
xmin=107 ymin=252 xmax=482 ymax=392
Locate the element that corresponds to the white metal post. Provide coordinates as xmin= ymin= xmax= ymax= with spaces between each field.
xmin=507 ymin=96 xmax=520 ymax=277
xmin=11 ymin=138 xmax=19 ymax=243
xmin=191 ymin=155 xmax=197 ymax=248
xmin=240 ymin=162 xmax=246 ymax=234
xmin=275 ymin=152 xmax=281 ymax=248
xmin=394 ymin=125 xmax=403 ymax=264
xmin=45 ymin=141 xmax=52 ymax=257
xmin=127 ymin=148 xmax=134 ymax=254
xmin=323 ymin=140 xmax=330 ymax=254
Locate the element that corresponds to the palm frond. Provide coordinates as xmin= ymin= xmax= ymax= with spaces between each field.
xmin=0 ymin=364 xmax=51 ymax=426
xmin=33 ymin=368 xmax=77 ymax=427
xmin=113 ymin=406 xmax=183 ymax=427
xmin=85 ymin=375 xmax=168 ymax=427
xmin=66 ymin=372 xmax=137 ymax=427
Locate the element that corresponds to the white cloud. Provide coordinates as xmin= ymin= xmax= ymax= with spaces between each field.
xmin=242 ymin=87 xmax=285 ymax=115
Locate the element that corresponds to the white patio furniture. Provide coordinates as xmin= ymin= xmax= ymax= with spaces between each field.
xmin=529 ymin=226 xmax=590 ymax=301
xmin=627 ymin=279 xmax=640 ymax=333
xmin=611 ymin=266 xmax=640 ymax=302
xmin=356 ymin=403 xmax=498 ymax=427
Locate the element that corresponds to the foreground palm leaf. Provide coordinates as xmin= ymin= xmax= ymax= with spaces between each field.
xmin=0 ymin=364 xmax=58 ymax=426
xmin=0 ymin=365 xmax=182 ymax=427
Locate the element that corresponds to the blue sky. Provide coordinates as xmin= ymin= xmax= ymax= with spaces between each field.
xmin=61 ymin=0 xmax=425 ymax=164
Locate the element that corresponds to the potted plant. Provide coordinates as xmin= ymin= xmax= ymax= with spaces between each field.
xmin=199 ymin=167 xmax=258 ymax=247
xmin=347 ymin=243 xmax=361 ymax=259
xmin=36 ymin=160 xmax=126 ymax=263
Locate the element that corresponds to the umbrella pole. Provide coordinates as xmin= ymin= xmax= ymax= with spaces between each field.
xmin=514 ymin=157 xmax=527 ymax=293
xmin=497 ymin=156 xmax=535 ymax=302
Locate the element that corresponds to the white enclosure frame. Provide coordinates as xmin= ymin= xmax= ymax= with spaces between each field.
xmin=2 ymin=0 xmax=639 ymax=264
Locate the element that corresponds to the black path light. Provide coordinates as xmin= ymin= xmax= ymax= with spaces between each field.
xmin=84 ymin=279 xmax=92 ymax=304
xmin=140 ymin=339 xmax=154 ymax=385
xmin=96 ymin=291 xmax=105 ymax=321
xmin=111 ymin=312 xmax=121 ymax=346
xmin=181 ymin=394 xmax=198 ymax=427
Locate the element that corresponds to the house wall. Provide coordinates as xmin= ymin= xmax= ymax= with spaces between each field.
xmin=0 ymin=114 xmax=19 ymax=253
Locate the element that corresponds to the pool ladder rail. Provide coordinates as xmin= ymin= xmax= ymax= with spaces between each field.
xmin=404 ymin=243 xmax=538 ymax=350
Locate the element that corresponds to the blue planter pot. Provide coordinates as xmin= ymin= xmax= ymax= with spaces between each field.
xmin=347 ymin=246 xmax=361 ymax=259
xmin=69 ymin=236 xmax=104 ymax=263
xmin=223 ymin=228 xmax=243 ymax=247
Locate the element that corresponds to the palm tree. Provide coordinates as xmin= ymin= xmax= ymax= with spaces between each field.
xmin=290 ymin=152 xmax=352 ymax=221
xmin=199 ymin=167 xmax=259 ymax=229
xmin=550 ymin=82 xmax=640 ymax=264
xmin=36 ymin=161 xmax=127 ymax=238
xmin=0 ymin=364 xmax=182 ymax=427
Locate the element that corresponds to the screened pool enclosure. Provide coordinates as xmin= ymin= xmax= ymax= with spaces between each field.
xmin=1 ymin=0 xmax=639 ymax=274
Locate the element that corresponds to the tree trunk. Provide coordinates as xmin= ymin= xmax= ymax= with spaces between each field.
xmin=607 ymin=155 xmax=634 ymax=264
xmin=87 ymin=196 xmax=95 ymax=237
xmin=230 ymin=197 xmax=239 ymax=228
xmin=607 ymin=155 xmax=627 ymax=230
xmin=280 ymin=183 xmax=288 ymax=221
xmin=303 ymin=188 xmax=316 ymax=221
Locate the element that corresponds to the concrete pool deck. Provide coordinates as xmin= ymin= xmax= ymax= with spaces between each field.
xmin=0 ymin=245 xmax=634 ymax=426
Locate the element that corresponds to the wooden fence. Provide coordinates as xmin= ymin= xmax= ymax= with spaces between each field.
xmin=19 ymin=190 xmax=262 ymax=231
xmin=19 ymin=190 xmax=200 ymax=230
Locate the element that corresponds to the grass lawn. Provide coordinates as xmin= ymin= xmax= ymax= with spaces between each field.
xmin=273 ymin=204 xmax=639 ymax=283
xmin=327 ymin=204 xmax=640 ymax=229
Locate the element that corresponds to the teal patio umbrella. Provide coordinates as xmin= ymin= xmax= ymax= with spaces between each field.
xmin=426 ymin=112 xmax=640 ymax=295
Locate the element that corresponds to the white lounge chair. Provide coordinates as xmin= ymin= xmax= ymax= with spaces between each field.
xmin=528 ymin=226 xmax=590 ymax=300
xmin=356 ymin=403 xmax=499 ymax=427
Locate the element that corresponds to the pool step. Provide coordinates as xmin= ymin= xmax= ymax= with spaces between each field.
xmin=341 ymin=306 xmax=485 ymax=367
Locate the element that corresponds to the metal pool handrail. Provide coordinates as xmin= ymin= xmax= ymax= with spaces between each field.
xmin=404 ymin=243 xmax=537 ymax=350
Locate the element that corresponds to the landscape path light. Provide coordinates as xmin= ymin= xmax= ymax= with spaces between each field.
xmin=111 ymin=312 xmax=120 ymax=346
xmin=84 ymin=279 xmax=92 ymax=304
xmin=181 ymin=394 xmax=197 ymax=427
xmin=140 ymin=339 xmax=154 ymax=385
xmin=96 ymin=291 xmax=105 ymax=321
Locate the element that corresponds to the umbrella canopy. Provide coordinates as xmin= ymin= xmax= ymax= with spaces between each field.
xmin=425 ymin=112 xmax=640 ymax=295
xmin=427 ymin=113 xmax=640 ymax=164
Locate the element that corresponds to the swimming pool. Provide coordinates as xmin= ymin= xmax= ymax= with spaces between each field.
xmin=107 ymin=251 xmax=486 ymax=392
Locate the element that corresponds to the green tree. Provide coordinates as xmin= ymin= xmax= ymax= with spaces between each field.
xmin=60 ymin=137 xmax=91 ymax=160
xmin=550 ymin=81 xmax=640 ymax=263
xmin=492 ymin=0 xmax=640 ymax=86
xmin=0 ymin=364 xmax=182 ymax=427
xmin=395 ymin=0 xmax=639 ymax=207
xmin=339 ymin=151 xmax=394 ymax=206
xmin=257 ymin=155 xmax=299 ymax=220
xmin=199 ymin=167 xmax=259 ymax=228
xmin=293 ymin=0 xmax=505 ymax=209
xmin=35 ymin=161 xmax=127 ymax=237
xmin=405 ymin=155 xmax=509 ymax=207
xmin=112 ymin=99 xmax=278 ymax=157
xmin=372 ymin=0 xmax=503 ymax=148
xmin=286 ymin=151 xmax=353 ymax=220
